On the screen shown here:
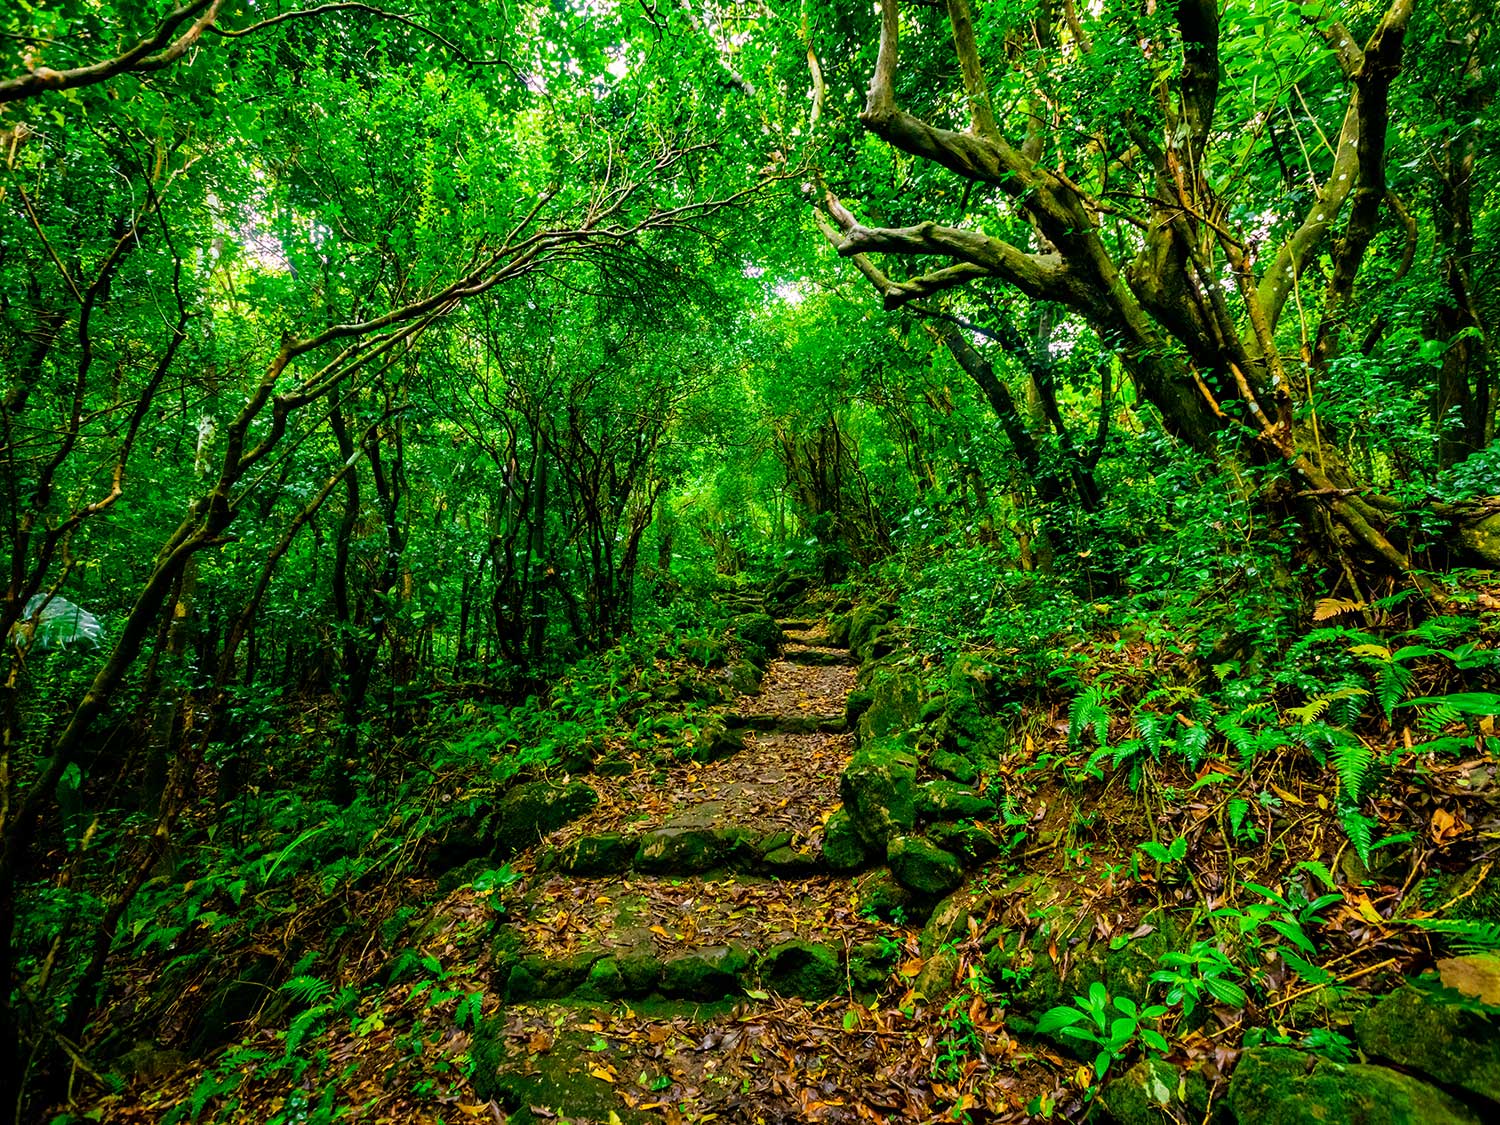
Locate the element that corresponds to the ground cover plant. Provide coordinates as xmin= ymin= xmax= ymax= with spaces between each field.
xmin=2 ymin=1 xmax=1499 ymax=1123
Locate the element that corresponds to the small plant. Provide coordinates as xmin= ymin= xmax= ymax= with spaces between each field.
xmin=1035 ymin=982 xmax=1169 ymax=1083
xmin=1137 ymin=834 xmax=1188 ymax=871
xmin=1150 ymin=941 xmax=1248 ymax=1019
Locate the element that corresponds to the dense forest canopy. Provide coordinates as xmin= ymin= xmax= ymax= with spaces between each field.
xmin=1 ymin=1 xmax=1497 ymax=1122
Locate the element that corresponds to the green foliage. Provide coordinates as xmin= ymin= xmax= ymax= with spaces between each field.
xmin=1036 ymin=982 xmax=1170 ymax=1083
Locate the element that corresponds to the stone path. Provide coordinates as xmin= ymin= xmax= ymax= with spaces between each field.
xmin=458 ymin=609 xmax=977 ymax=1123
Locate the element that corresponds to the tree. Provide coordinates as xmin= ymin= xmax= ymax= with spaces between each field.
xmin=808 ymin=0 xmax=1495 ymax=579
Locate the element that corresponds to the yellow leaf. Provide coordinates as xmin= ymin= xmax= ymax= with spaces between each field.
xmin=1314 ymin=597 xmax=1364 ymax=621
xmin=590 ymin=1066 xmax=617 ymax=1083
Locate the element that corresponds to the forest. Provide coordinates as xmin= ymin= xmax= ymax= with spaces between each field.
xmin=1 ymin=0 xmax=1498 ymax=1122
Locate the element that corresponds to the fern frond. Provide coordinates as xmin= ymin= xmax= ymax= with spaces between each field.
xmin=1331 ymin=736 xmax=1375 ymax=800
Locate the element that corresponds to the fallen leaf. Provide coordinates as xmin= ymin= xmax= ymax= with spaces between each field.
xmin=1437 ymin=954 xmax=1500 ymax=1006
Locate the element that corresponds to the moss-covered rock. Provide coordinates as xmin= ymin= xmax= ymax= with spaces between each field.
xmin=555 ymin=833 xmax=635 ymax=876
xmin=847 ymin=603 xmax=895 ymax=660
xmin=634 ymin=826 xmax=753 ymax=874
xmin=727 ymin=659 xmax=763 ymax=695
xmin=682 ymin=635 xmax=728 ymax=668
xmin=848 ymin=940 xmax=899 ymax=991
xmin=821 ymin=806 xmax=872 ymax=872
xmin=919 ymin=889 xmax=1000 ymax=959
xmin=827 ymin=613 xmax=852 ymax=648
xmin=1355 ymin=974 xmax=1500 ymax=1104
xmin=888 ymin=835 xmax=963 ymax=896
xmin=1097 ymin=1057 xmax=1216 ymax=1125
xmin=937 ymin=693 xmax=995 ymax=757
xmin=857 ymin=869 xmax=917 ymax=922
xmin=762 ymin=845 xmax=819 ymax=875
xmin=731 ymin=612 xmax=783 ymax=667
xmin=1226 ymin=1046 xmax=1481 ymax=1125
xmin=617 ymin=946 xmax=664 ymax=995
xmin=594 ymin=755 xmax=634 ymax=776
xmin=926 ymin=820 xmax=1002 ymax=865
xmin=503 ymin=950 xmax=606 ymax=1001
xmin=661 ymin=945 xmax=752 ymax=1000
xmin=491 ymin=779 xmax=598 ymax=858
xmin=856 ymin=672 xmax=923 ymax=743
xmin=840 ymin=739 xmax=918 ymax=850
xmin=915 ymin=780 xmax=995 ymax=821
xmin=692 ymin=719 xmax=745 ymax=763
xmin=929 ymin=749 xmax=978 ymax=785
xmin=470 ymin=1022 xmax=653 ymax=1124
xmin=760 ymin=940 xmax=841 ymax=1000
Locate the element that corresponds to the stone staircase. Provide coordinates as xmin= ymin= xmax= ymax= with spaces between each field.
xmin=464 ymin=611 xmax=934 ymax=1120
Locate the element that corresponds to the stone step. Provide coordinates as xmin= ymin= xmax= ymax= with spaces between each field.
xmin=775 ymin=617 xmax=819 ymax=630
xmin=489 ymin=872 xmax=904 ymax=1006
xmin=726 ymin=711 xmax=847 ymax=734
xmin=780 ymin=646 xmax=854 ymax=667
xmin=536 ymin=822 xmax=829 ymax=879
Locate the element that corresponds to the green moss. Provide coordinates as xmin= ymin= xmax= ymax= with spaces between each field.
xmin=661 ymin=945 xmax=752 ymax=1000
xmin=1226 ymin=1046 xmax=1481 ymax=1125
xmin=556 ymin=833 xmax=635 ymax=876
xmin=915 ymin=780 xmax=995 ymax=822
xmin=929 ymin=749 xmax=977 ymax=785
xmin=856 ymin=672 xmax=923 ymax=743
xmin=760 ymin=940 xmax=841 ymax=1000
xmin=887 ymin=835 xmax=963 ymax=896
xmin=926 ymin=820 xmax=1001 ymax=864
xmin=1099 ymin=1058 xmax=1215 ymax=1125
xmin=634 ymin=826 xmax=750 ymax=874
xmin=839 ymin=738 xmax=918 ymax=850
xmin=857 ymin=870 xmax=916 ymax=922
xmin=491 ymin=779 xmax=598 ymax=858
xmin=470 ymin=1027 xmax=653 ymax=1124
xmin=1355 ymin=977 xmax=1500 ymax=1103
xmin=821 ymin=806 xmax=872 ymax=872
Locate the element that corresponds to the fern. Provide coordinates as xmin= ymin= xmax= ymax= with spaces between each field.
xmin=1137 ymin=712 xmax=1168 ymax=757
xmin=285 ymin=1002 xmax=332 ymax=1056
xmin=1373 ymin=660 xmax=1414 ymax=720
xmin=1068 ymin=686 xmax=1110 ymax=750
xmin=1411 ymin=917 xmax=1500 ymax=954
xmin=1340 ymin=806 xmax=1377 ymax=868
xmin=1330 ymin=734 xmax=1376 ymax=801
xmin=281 ymin=974 xmax=332 ymax=1004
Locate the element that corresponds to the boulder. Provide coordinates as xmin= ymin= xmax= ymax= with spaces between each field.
xmin=930 ymin=749 xmax=978 ymax=785
xmin=727 ymin=659 xmax=763 ymax=695
xmin=820 ymin=806 xmax=872 ymax=871
xmin=470 ymin=1021 xmax=653 ymax=1124
xmin=857 ymin=869 xmax=917 ymax=922
xmin=554 ymin=833 xmax=635 ymax=876
xmin=846 ymin=603 xmax=895 ymax=660
xmin=730 ymin=612 xmax=783 ymax=667
xmin=491 ymin=779 xmax=598 ymax=858
xmin=681 ymin=635 xmax=727 ymax=668
xmin=692 ymin=720 xmax=745 ymax=763
xmin=915 ymin=780 xmax=995 ymax=821
xmin=856 ymin=672 xmax=922 ymax=743
xmin=888 ymin=835 xmax=963 ymax=896
xmin=848 ymin=940 xmax=899 ymax=992
xmin=926 ymin=820 xmax=1002 ymax=865
xmin=762 ymin=845 xmax=820 ymax=876
xmin=634 ymin=826 xmax=753 ymax=874
xmin=1226 ymin=1045 xmax=1481 ymax=1125
xmin=760 ymin=940 xmax=841 ymax=1000
xmin=661 ymin=945 xmax=752 ymax=1000
xmin=840 ymin=739 xmax=918 ymax=850
xmin=503 ymin=950 xmax=605 ymax=1001
xmin=1356 ymin=971 xmax=1500 ymax=1104
xmin=1097 ymin=1057 xmax=1214 ymax=1125
xmin=919 ymin=889 xmax=1000 ymax=958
